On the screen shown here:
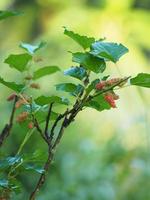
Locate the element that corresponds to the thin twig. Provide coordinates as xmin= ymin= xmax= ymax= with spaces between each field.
xmin=44 ymin=103 xmax=54 ymax=139
xmin=0 ymin=95 xmax=18 ymax=147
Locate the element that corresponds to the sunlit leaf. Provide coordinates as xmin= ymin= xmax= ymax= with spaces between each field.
xmin=90 ymin=41 xmax=129 ymax=63
xmin=64 ymin=27 xmax=95 ymax=49
xmin=20 ymin=41 xmax=46 ymax=54
xmin=56 ymin=83 xmax=84 ymax=96
xmin=4 ymin=53 xmax=32 ymax=72
xmin=64 ymin=66 xmax=87 ymax=80
xmin=33 ymin=66 xmax=60 ymax=80
xmin=23 ymin=164 xmax=45 ymax=174
xmin=0 ymin=179 xmax=9 ymax=188
xmin=72 ymin=52 xmax=106 ymax=73
xmin=0 ymin=156 xmax=22 ymax=170
xmin=130 ymin=73 xmax=150 ymax=88
xmin=35 ymin=95 xmax=69 ymax=106
xmin=0 ymin=77 xmax=24 ymax=92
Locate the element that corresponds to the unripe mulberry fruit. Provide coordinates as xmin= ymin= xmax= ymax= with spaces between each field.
xmin=15 ymin=99 xmax=26 ymax=109
xmin=25 ymin=75 xmax=33 ymax=80
xmin=104 ymin=94 xmax=116 ymax=108
xmin=95 ymin=81 xmax=105 ymax=90
xmin=28 ymin=122 xmax=33 ymax=129
xmin=16 ymin=112 xmax=28 ymax=123
xmin=30 ymin=83 xmax=40 ymax=89
xmin=7 ymin=93 xmax=16 ymax=101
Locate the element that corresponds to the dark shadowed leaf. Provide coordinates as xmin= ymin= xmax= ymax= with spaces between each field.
xmin=33 ymin=66 xmax=60 ymax=80
xmin=90 ymin=41 xmax=129 ymax=63
xmin=0 ymin=10 xmax=22 ymax=20
xmin=0 ymin=77 xmax=24 ymax=92
xmin=56 ymin=83 xmax=84 ymax=96
xmin=64 ymin=66 xmax=87 ymax=80
xmin=85 ymin=95 xmax=111 ymax=111
xmin=72 ymin=52 xmax=106 ymax=73
xmin=4 ymin=53 xmax=32 ymax=72
xmin=130 ymin=73 xmax=150 ymax=88
xmin=20 ymin=41 xmax=46 ymax=54
xmin=64 ymin=27 xmax=95 ymax=49
xmin=35 ymin=95 xmax=69 ymax=106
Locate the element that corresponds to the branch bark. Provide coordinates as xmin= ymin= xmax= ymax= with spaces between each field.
xmin=0 ymin=96 xmax=18 ymax=148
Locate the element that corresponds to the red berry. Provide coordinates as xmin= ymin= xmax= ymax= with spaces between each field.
xmin=7 ymin=93 xmax=16 ymax=101
xmin=104 ymin=94 xmax=117 ymax=108
xmin=95 ymin=82 xmax=105 ymax=90
xmin=28 ymin=122 xmax=33 ymax=129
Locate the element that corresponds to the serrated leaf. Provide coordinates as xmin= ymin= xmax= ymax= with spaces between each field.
xmin=85 ymin=95 xmax=111 ymax=111
xmin=64 ymin=27 xmax=95 ymax=49
xmin=0 ymin=10 xmax=22 ymax=20
xmin=33 ymin=66 xmax=60 ymax=80
xmin=56 ymin=83 xmax=84 ymax=96
xmin=72 ymin=52 xmax=106 ymax=73
xmin=4 ymin=53 xmax=32 ymax=72
xmin=90 ymin=41 xmax=129 ymax=63
xmin=35 ymin=95 xmax=69 ymax=106
xmin=64 ymin=66 xmax=87 ymax=80
xmin=19 ymin=41 xmax=46 ymax=54
xmin=130 ymin=73 xmax=150 ymax=88
xmin=0 ymin=77 xmax=24 ymax=92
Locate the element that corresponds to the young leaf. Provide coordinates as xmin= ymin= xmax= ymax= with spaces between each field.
xmin=90 ymin=41 xmax=129 ymax=63
xmin=35 ymin=95 xmax=69 ymax=106
xmin=0 ymin=10 xmax=22 ymax=21
xmin=64 ymin=27 xmax=95 ymax=49
xmin=130 ymin=73 xmax=150 ymax=88
xmin=56 ymin=83 xmax=84 ymax=96
xmin=19 ymin=41 xmax=46 ymax=54
xmin=72 ymin=52 xmax=106 ymax=73
xmin=4 ymin=53 xmax=32 ymax=72
xmin=0 ymin=77 xmax=24 ymax=92
xmin=64 ymin=66 xmax=87 ymax=80
xmin=85 ymin=95 xmax=111 ymax=111
xmin=33 ymin=66 xmax=60 ymax=80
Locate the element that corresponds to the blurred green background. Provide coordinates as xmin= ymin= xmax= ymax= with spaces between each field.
xmin=0 ymin=0 xmax=150 ymax=199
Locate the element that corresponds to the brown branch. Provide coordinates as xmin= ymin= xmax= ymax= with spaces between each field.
xmin=0 ymin=95 xmax=18 ymax=147
xmin=44 ymin=103 xmax=54 ymax=139
xmin=29 ymin=147 xmax=54 ymax=200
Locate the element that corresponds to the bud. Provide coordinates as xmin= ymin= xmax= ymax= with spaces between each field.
xmin=7 ymin=93 xmax=16 ymax=101
xmin=28 ymin=122 xmax=34 ymax=129
xmin=30 ymin=83 xmax=40 ymax=89
xmin=16 ymin=112 xmax=28 ymax=123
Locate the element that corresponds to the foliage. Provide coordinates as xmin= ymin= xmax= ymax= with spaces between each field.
xmin=0 ymin=12 xmax=150 ymax=200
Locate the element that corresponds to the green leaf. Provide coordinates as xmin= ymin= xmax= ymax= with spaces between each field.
xmin=23 ymin=164 xmax=44 ymax=174
xmin=85 ymin=95 xmax=111 ymax=111
xmin=56 ymin=83 xmax=84 ymax=96
xmin=0 ymin=77 xmax=24 ymax=92
xmin=64 ymin=27 xmax=95 ymax=49
xmin=90 ymin=41 xmax=129 ymax=63
xmin=64 ymin=66 xmax=87 ymax=80
xmin=33 ymin=66 xmax=60 ymax=80
xmin=72 ymin=52 xmax=106 ymax=73
xmin=35 ymin=95 xmax=69 ymax=106
xmin=19 ymin=41 xmax=46 ymax=54
xmin=130 ymin=73 xmax=150 ymax=88
xmin=0 ymin=179 xmax=9 ymax=188
xmin=35 ymin=110 xmax=58 ymax=123
xmin=0 ymin=156 xmax=22 ymax=170
xmin=4 ymin=53 xmax=32 ymax=72
xmin=0 ymin=10 xmax=22 ymax=21
xmin=86 ymin=79 xmax=100 ymax=94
